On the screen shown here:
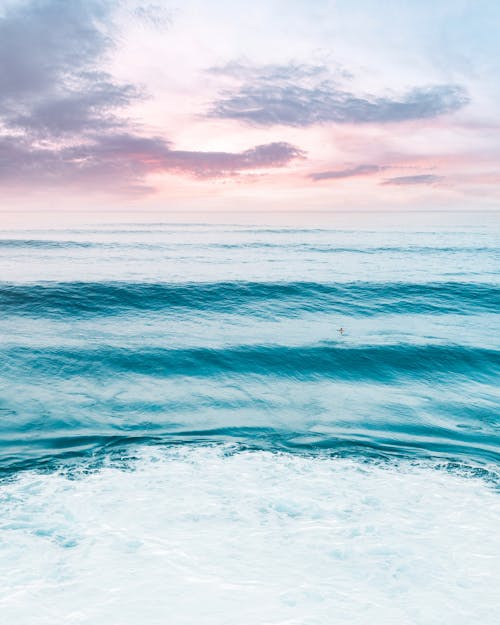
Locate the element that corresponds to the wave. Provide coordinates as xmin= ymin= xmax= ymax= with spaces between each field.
xmin=1 ymin=280 xmax=499 ymax=318
xmin=2 ymin=422 xmax=500 ymax=475
xmin=2 ymin=343 xmax=498 ymax=382
xmin=0 ymin=238 xmax=497 ymax=254
xmin=0 ymin=239 xmax=96 ymax=249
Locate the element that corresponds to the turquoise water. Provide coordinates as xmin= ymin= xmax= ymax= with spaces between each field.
xmin=0 ymin=222 xmax=499 ymax=624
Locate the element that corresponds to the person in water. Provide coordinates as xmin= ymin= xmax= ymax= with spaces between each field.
xmin=338 ymin=327 xmax=344 ymax=335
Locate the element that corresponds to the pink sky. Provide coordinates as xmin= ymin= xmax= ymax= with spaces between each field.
xmin=1 ymin=0 xmax=500 ymax=215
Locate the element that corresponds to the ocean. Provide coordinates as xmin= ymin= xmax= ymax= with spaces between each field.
xmin=0 ymin=218 xmax=499 ymax=624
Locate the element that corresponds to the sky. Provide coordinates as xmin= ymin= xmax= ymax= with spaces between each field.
xmin=1 ymin=0 xmax=500 ymax=214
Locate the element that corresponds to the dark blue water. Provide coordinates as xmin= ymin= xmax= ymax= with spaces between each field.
xmin=0 ymin=223 xmax=498 ymax=472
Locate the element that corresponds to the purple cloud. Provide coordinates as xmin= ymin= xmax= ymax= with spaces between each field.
xmin=0 ymin=134 xmax=303 ymax=192
xmin=0 ymin=0 xmax=136 ymax=137
xmin=208 ymin=63 xmax=469 ymax=127
xmin=382 ymin=174 xmax=442 ymax=186
xmin=309 ymin=164 xmax=382 ymax=181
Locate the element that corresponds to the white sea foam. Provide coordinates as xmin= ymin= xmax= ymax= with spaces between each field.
xmin=0 ymin=446 xmax=498 ymax=625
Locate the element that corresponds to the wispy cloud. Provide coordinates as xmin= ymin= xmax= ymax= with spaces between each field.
xmin=309 ymin=164 xmax=382 ymax=181
xmin=132 ymin=3 xmax=174 ymax=30
xmin=207 ymin=62 xmax=340 ymax=82
xmin=383 ymin=174 xmax=443 ymax=186
xmin=208 ymin=63 xmax=468 ymax=127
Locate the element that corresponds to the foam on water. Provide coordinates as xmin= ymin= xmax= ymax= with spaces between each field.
xmin=0 ymin=446 xmax=499 ymax=625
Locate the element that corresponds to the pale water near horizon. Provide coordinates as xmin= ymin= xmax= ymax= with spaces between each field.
xmin=0 ymin=221 xmax=499 ymax=624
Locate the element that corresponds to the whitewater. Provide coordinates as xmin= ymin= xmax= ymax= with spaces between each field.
xmin=0 ymin=220 xmax=499 ymax=624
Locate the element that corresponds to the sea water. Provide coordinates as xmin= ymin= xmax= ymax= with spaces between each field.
xmin=0 ymin=218 xmax=499 ymax=624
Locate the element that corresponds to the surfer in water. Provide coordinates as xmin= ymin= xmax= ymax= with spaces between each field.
xmin=338 ymin=327 xmax=344 ymax=335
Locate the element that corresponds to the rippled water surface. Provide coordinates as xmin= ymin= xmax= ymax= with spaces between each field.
xmin=0 ymin=220 xmax=499 ymax=624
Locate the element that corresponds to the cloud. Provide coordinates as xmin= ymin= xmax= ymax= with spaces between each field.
xmin=382 ymin=174 xmax=443 ymax=185
xmin=0 ymin=1 xmax=303 ymax=193
xmin=208 ymin=63 xmax=469 ymax=127
xmin=0 ymin=0 xmax=144 ymax=149
xmin=309 ymin=164 xmax=382 ymax=181
xmin=9 ymin=76 xmax=140 ymax=137
xmin=70 ymin=135 xmax=303 ymax=180
xmin=207 ymin=62 xmax=336 ymax=83
xmin=160 ymin=141 xmax=305 ymax=177
xmin=0 ymin=134 xmax=303 ymax=192
xmin=0 ymin=1 xmax=108 ymax=95
xmin=0 ymin=0 xmax=136 ymax=137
